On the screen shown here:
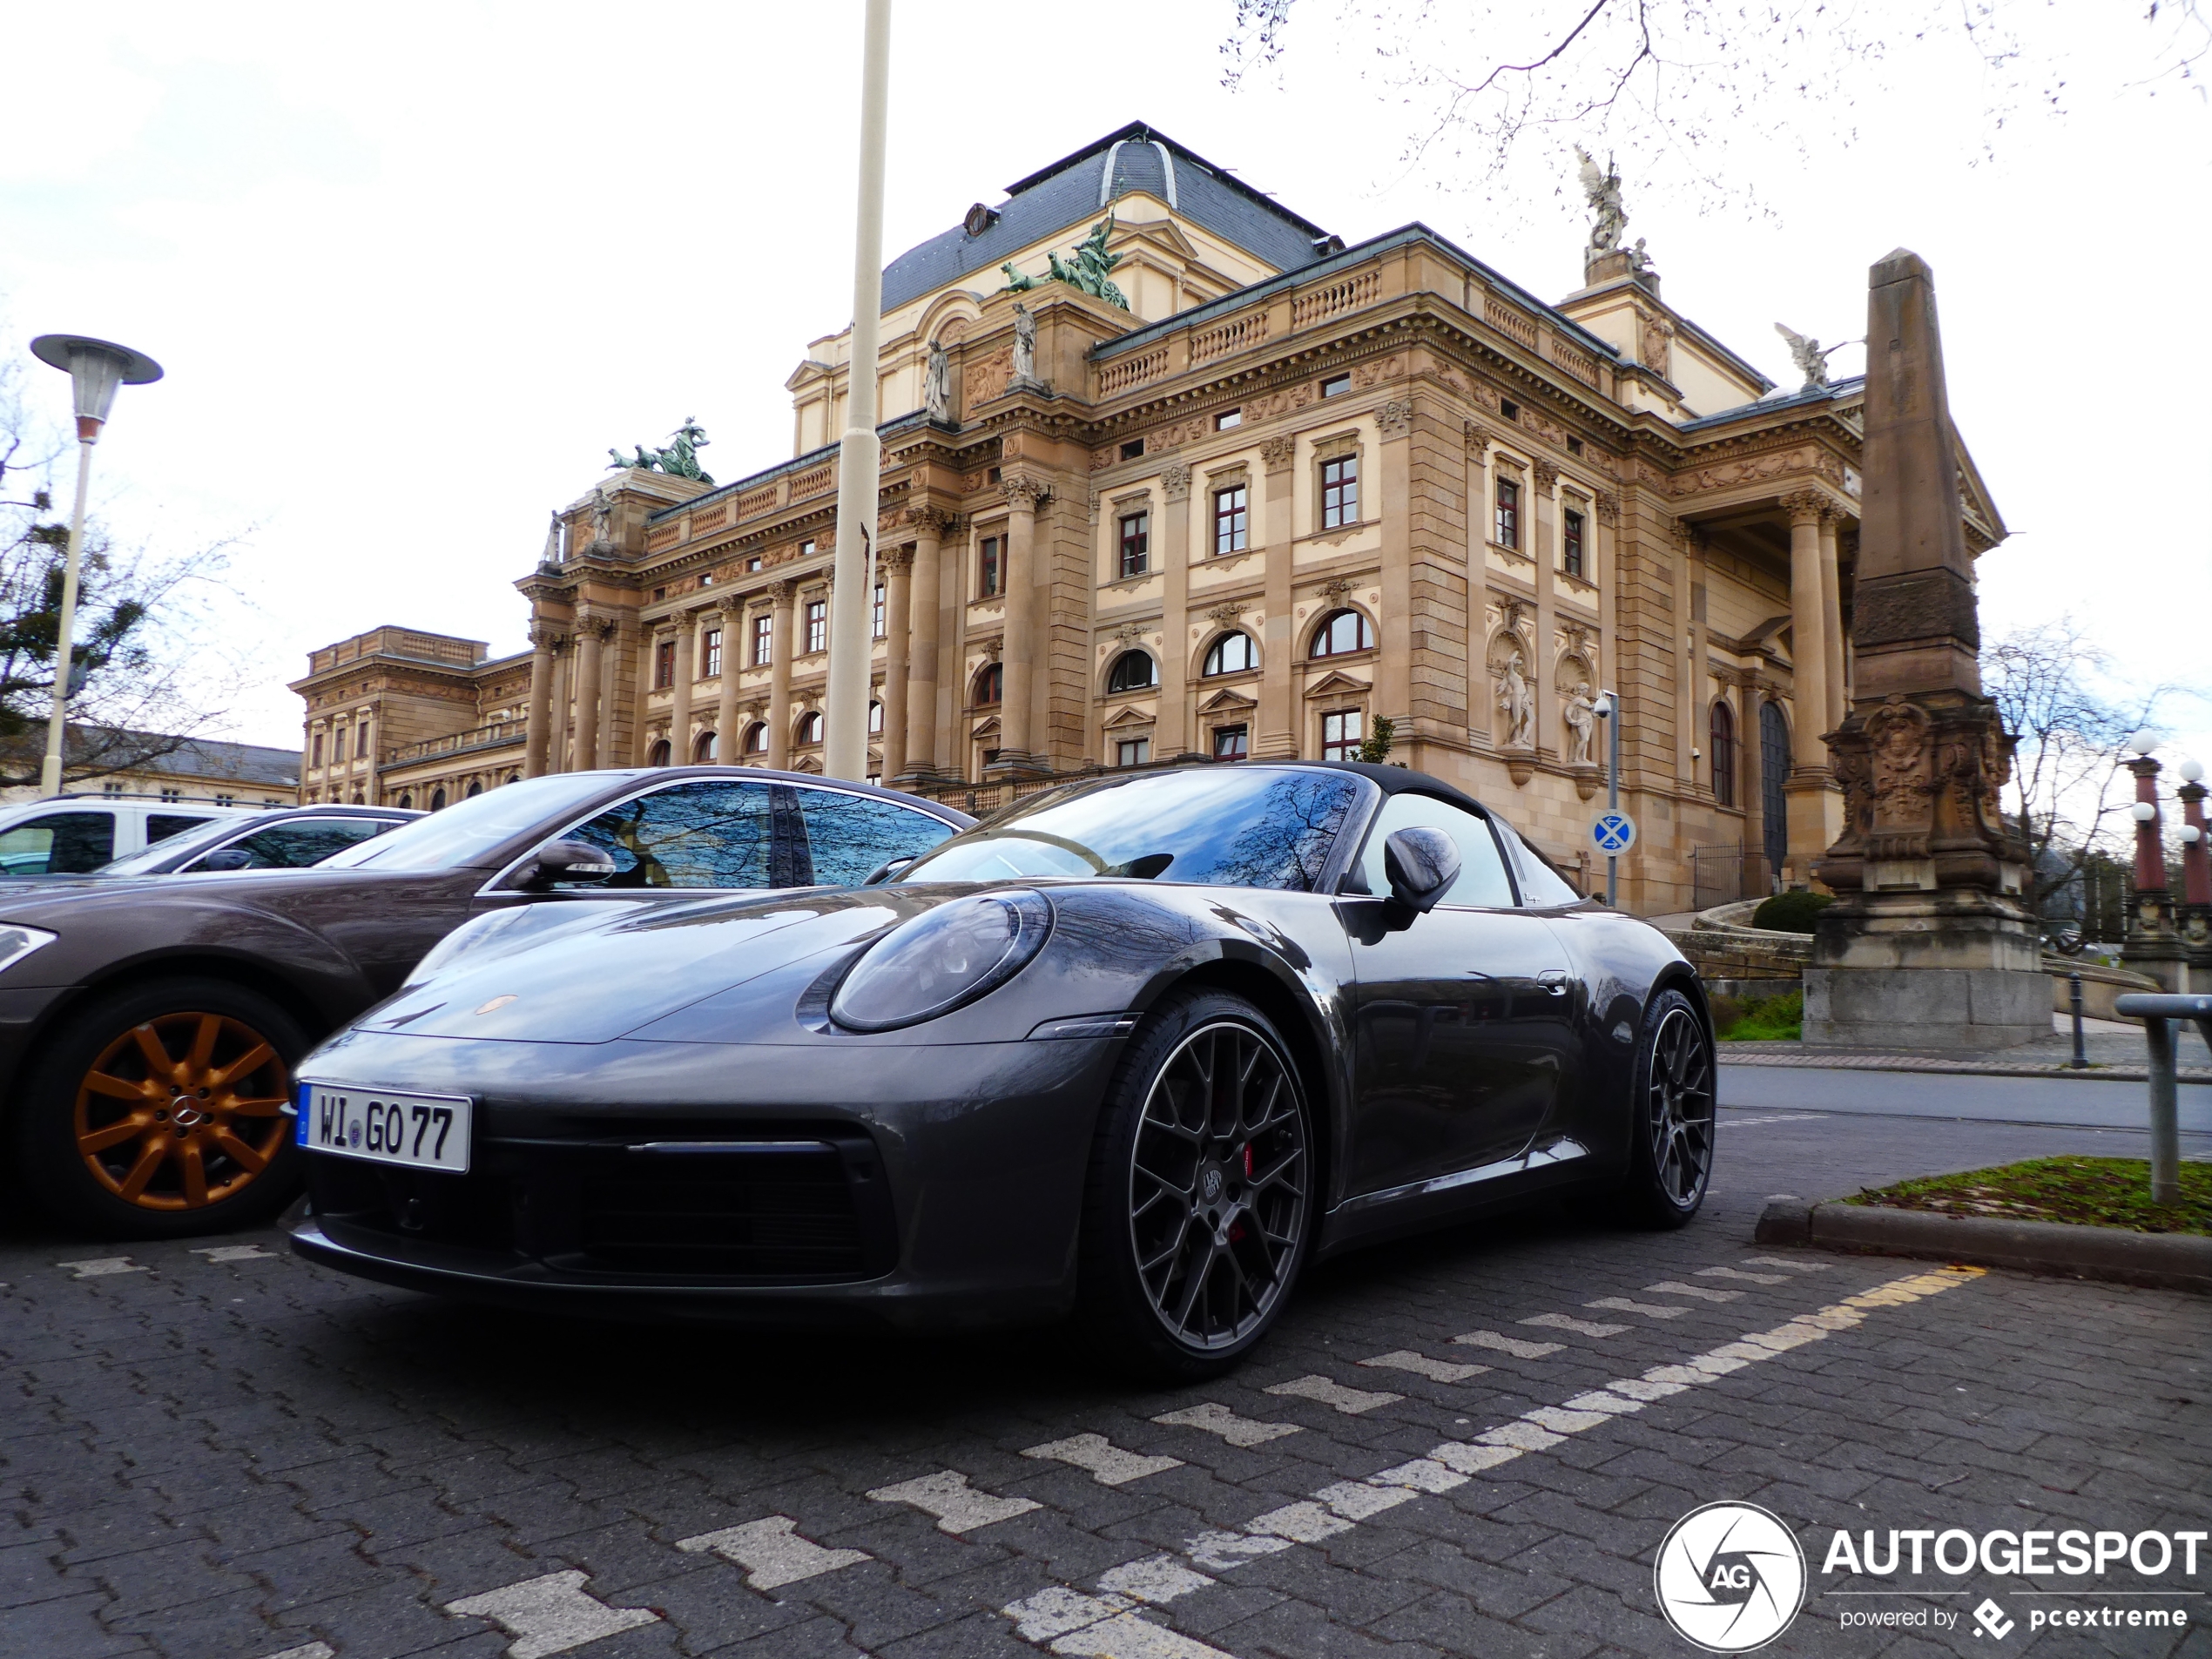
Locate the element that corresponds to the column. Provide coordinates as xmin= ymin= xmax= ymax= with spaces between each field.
xmin=1738 ymin=677 xmax=1769 ymax=897
xmin=1683 ymin=524 xmax=1709 ymax=792
xmin=547 ymin=641 xmax=571 ymax=772
xmin=1781 ymin=490 xmax=1836 ymax=883
xmin=900 ymin=508 xmax=947 ymax=783
xmin=1158 ymin=464 xmax=1191 ymax=759
xmin=1531 ymin=462 xmax=1559 ymax=758
xmin=715 ymin=597 xmax=745 ymax=765
xmin=1258 ymin=436 xmax=1298 ymax=758
xmin=1375 ymin=405 xmax=1413 ymax=732
xmin=665 ymin=618 xmax=694 ymax=764
xmin=1817 ymin=510 xmax=1846 ymax=734
xmin=523 ymin=624 xmax=555 ymax=778
xmin=997 ymin=475 xmax=1045 ymax=770
xmin=1664 ymin=510 xmax=1692 ymax=784
xmin=573 ymin=617 xmax=605 ymax=771
xmin=880 ymin=544 xmax=914 ymax=781
xmin=767 ymin=580 xmax=796 ymax=768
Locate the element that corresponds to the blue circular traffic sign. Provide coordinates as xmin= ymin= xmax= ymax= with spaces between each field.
xmin=1590 ymin=811 xmax=1637 ymax=854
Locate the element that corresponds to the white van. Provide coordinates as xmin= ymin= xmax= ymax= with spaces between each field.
xmin=0 ymin=795 xmax=255 ymax=878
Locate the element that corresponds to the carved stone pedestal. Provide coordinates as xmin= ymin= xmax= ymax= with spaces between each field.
xmin=2123 ymin=890 xmax=2188 ymax=994
xmin=1501 ymin=746 xmax=1535 ymax=787
xmin=1570 ymin=763 xmax=1600 ymax=802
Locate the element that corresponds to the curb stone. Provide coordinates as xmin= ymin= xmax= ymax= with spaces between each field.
xmin=1721 ymin=1051 xmax=2212 ymax=1082
xmin=1754 ymin=1198 xmax=2212 ymax=1294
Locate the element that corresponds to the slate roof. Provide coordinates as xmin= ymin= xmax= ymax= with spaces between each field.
xmin=1676 ymin=374 xmax=1865 ymax=433
xmin=880 ymin=122 xmax=1334 ymax=313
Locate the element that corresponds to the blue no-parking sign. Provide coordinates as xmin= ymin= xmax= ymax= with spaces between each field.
xmin=1589 ymin=810 xmax=1637 ymax=855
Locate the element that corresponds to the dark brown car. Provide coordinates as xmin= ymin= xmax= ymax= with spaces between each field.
xmin=0 ymin=768 xmax=968 ymax=1240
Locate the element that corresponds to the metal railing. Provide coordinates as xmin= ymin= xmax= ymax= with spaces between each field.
xmin=2112 ymin=993 xmax=2212 ymax=1206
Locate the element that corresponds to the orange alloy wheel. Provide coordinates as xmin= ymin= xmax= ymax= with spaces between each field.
xmin=71 ymin=1012 xmax=293 ymax=1211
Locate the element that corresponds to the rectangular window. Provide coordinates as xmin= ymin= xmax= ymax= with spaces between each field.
xmin=799 ymin=539 xmax=816 ymax=558
xmin=1116 ymin=737 xmax=1151 ymax=767
xmin=1321 ymin=709 xmax=1365 ymax=762
xmin=1215 ymin=408 xmax=1242 ymax=430
xmin=311 ymin=733 xmax=324 ymax=769
xmin=1212 ymin=725 xmax=1249 ymax=759
xmin=1120 ymin=438 xmax=1145 ymax=461
xmin=979 ymin=535 xmax=1002 ymax=597
xmin=654 ymin=639 xmax=676 ymax=690
xmin=1495 ymin=478 xmax=1521 ymax=549
xmin=103 ymin=781 xmax=124 ymax=796
xmin=746 ymin=556 xmax=762 ymax=572
xmin=752 ymin=613 xmax=772 ymax=667
xmin=1562 ymin=509 xmax=1586 ymax=578
xmin=872 ymin=583 xmax=886 ymax=640
xmin=804 ymin=599 xmax=827 ymax=654
xmin=1320 ymin=455 xmax=1359 ymax=529
xmin=1567 ymin=435 xmax=1584 ymax=456
xmin=333 ymin=729 xmax=347 ymax=765
xmin=703 ymin=628 xmax=722 ymax=678
xmin=1320 ymin=373 xmax=1351 ymax=398
xmin=1212 ymin=485 xmax=1248 ymax=556
xmin=1500 ymin=399 xmax=1520 ymax=421
xmin=214 ymin=794 xmax=234 ymax=807
xmin=159 ymin=788 xmax=181 ymax=804
xmin=1118 ymin=510 xmax=1150 ymax=577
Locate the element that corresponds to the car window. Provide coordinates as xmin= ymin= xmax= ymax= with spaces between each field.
xmin=192 ymin=817 xmax=396 ymax=870
xmin=322 ymin=772 xmax=617 ymax=871
xmin=902 ymin=766 xmax=1362 ymax=893
xmin=98 ymin=813 xmax=270 ymax=875
xmin=558 ymin=779 xmax=783 ymax=889
xmin=149 ymin=813 xmax=214 ymax=844
xmin=0 ymin=812 xmax=116 ymax=876
xmin=1347 ymin=792 xmax=1517 ymax=907
xmin=793 ymin=786 xmax=957 ymax=887
xmin=1504 ymin=824 xmax=1587 ymax=907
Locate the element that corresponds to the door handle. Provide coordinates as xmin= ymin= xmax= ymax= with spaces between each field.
xmin=1538 ymin=970 xmax=1572 ymax=996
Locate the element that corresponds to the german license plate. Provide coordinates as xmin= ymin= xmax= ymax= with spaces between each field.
xmin=296 ymin=1082 xmax=472 ymax=1173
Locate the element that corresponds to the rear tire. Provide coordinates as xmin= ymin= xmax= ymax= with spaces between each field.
xmin=1075 ymin=989 xmax=1315 ymax=1381
xmin=1622 ymin=988 xmax=1715 ymax=1229
xmin=10 ymin=978 xmax=307 ymax=1240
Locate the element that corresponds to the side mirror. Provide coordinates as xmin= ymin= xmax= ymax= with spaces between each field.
xmin=1383 ymin=826 xmax=1460 ymax=914
xmin=519 ymin=839 xmax=617 ymax=889
xmin=196 ymin=848 xmax=253 ymax=872
xmin=861 ymin=855 xmax=917 ymax=886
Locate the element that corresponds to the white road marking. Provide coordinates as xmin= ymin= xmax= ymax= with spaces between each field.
xmin=443 ymin=1569 xmax=659 ymax=1659
xmin=1184 ymin=1530 xmax=1293 ymax=1569
xmin=57 ymin=1257 xmax=144 ymax=1278
xmin=1358 ymin=1349 xmax=1490 ymax=1383
xmin=1743 ymin=1255 xmax=1831 ymax=1271
xmin=1453 ymin=1328 xmax=1562 ymax=1359
xmin=1150 ymin=1402 xmax=1301 ymax=1446
xmin=866 ymin=1469 xmax=1041 ymax=1534
xmin=1264 ymin=1374 xmax=1400 ymax=1413
xmin=1001 ymin=1588 xmax=1234 ymax=1657
xmin=1521 ymin=1312 xmax=1629 ymax=1337
xmin=1585 ymin=1296 xmax=1689 ymax=1318
xmin=192 ymin=1244 xmax=274 ymax=1262
xmin=1312 ymin=1479 xmax=1418 ymax=1521
xmin=1698 ymin=1266 xmax=1789 ymax=1285
xmin=1023 ymin=1433 xmax=1183 ymax=1487
xmin=676 ymin=1515 xmax=870 ymax=1589
xmin=1718 ymin=1113 xmax=1831 ymax=1127
xmin=1245 ymin=1501 xmax=1354 ymax=1542
xmin=1097 ymin=1555 xmax=1214 ymax=1603
xmin=257 ymin=1645 xmax=335 ymax=1659
xmin=1369 ymin=1456 xmax=1468 ymax=1493
xmin=1645 ymin=1280 xmax=1744 ymax=1302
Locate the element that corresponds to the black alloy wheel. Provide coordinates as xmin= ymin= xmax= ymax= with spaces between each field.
xmin=1077 ymin=988 xmax=1313 ymax=1378
xmin=1624 ymin=988 xmax=1715 ymax=1227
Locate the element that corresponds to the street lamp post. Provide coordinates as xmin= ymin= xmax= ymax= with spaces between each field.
xmin=28 ymin=334 xmax=164 ymax=798
xmin=823 ymin=0 xmax=893 ymax=782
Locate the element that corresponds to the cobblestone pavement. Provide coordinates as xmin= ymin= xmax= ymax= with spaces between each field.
xmin=4 ymin=1103 xmax=2209 ymax=1659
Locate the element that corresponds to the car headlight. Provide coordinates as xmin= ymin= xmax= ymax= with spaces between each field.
xmin=0 ymin=925 xmax=56 ymax=975
xmin=831 ymin=890 xmax=1051 ymax=1032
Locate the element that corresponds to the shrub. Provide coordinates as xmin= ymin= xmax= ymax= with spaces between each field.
xmin=1715 ymin=988 xmax=1803 ymax=1042
xmin=1752 ymin=890 xmax=1834 ymax=934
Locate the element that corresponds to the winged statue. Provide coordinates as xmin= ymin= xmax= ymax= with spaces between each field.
xmin=1775 ymin=323 xmax=1849 ymax=391
xmin=1574 ymin=145 xmax=1626 ymax=254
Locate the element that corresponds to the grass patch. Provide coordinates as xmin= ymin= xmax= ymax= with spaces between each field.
xmin=1712 ymin=988 xmax=1803 ymax=1042
xmin=1847 ymin=1156 xmax=2212 ymax=1235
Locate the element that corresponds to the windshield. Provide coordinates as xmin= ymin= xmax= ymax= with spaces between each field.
xmin=900 ymin=766 xmax=1366 ymax=893
xmin=320 ymin=773 xmax=618 ymax=873
xmin=96 ymin=813 xmax=273 ymax=875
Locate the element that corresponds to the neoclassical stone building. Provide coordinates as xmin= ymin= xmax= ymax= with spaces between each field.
xmin=293 ymin=122 xmax=2006 ymax=913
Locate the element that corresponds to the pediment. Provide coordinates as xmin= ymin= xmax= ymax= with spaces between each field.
xmin=1198 ymin=687 xmax=1258 ymax=714
xmin=1302 ymin=670 xmax=1370 ymax=698
xmin=1105 ymin=705 xmax=1157 ymax=728
xmin=969 ymin=715 xmax=1001 ymax=739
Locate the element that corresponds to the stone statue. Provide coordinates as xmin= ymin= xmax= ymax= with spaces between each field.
xmin=1011 ymin=304 xmax=1037 ymax=384
xmin=587 ymin=485 xmax=615 ymax=551
xmin=608 ymin=418 xmax=715 ymax=484
xmin=1563 ymin=685 xmax=1598 ymax=765
xmin=1496 ymin=653 xmax=1534 ymax=749
xmin=1624 ymin=237 xmax=1652 ymax=274
xmin=1575 ymin=146 xmax=1627 ymax=254
xmin=1774 ymin=322 xmax=1851 ymax=391
xmin=924 ymin=341 xmax=953 ymax=424
xmin=539 ymin=510 xmax=563 ymax=570
xmin=1001 ymin=215 xmax=1130 ymax=310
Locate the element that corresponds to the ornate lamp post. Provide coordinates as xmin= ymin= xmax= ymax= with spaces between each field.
xmin=2121 ymin=732 xmax=2185 ymax=991
xmin=28 ymin=334 xmax=164 ymax=797
xmin=2175 ymin=757 xmax=2210 ymax=985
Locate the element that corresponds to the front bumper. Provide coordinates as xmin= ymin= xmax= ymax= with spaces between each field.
xmin=288 ymin=1029 xmax=1121 ymax=1328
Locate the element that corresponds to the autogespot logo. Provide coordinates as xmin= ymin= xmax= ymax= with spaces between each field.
xmin=1655 ymin=1502 xmax=1808 ymax=1652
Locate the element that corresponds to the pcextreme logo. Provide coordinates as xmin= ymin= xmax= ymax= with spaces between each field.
xmin=1654 ymin=1502 xmax=1809 ymax=1652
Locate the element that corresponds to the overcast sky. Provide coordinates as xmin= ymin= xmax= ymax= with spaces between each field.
xmin=4 ymin=0 xmax=2206 ymax=771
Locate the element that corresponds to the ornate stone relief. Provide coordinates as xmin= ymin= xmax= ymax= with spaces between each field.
xmin=1259 ymin=435 xmax=1297 ymax=472
xmin=1161 ymin=463 xmax=1192 ymax=503
xmin=1533 ymin=460 xmax=1561 ymax=492
xmin=1377 ymin=398 xmax=1414 ymax=437
xmin=1595 ymin=490 xmax=1620 ymax=525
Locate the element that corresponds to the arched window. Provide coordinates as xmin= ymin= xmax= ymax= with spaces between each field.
xmin=796 ymin=711 xmax=824 ymax=745
xmin=867 ymin=700 xmax=883 ymax=735
xmin=1107 ymin=650 xmax=1156 ymax=692
xmin=974 ymin=662 xmax=1003 ymax=706
xmin=1310 ymin=609 xmax=1374 ymax=658
xmin=1709 ymin=701 xmax=1737 ymax=807
xmin=1202 ymin=632 xmax=1258 ymax=677
xmin=693 ymin=731 xmax=718 ymax=762
xmin=743 ymin=722 xmax=767 ymax=755
xmin=397 ymin=792 xmax=413 ymax=809
xmin=647 ymin=738 xmax=671 ymax=767
xmin=465 ymin=780 xmax=483 ymax=799
xmin=429 ymin=787 xmax=448 ymax=811
xmin=503 ymin=772 xmax=520 ymax=786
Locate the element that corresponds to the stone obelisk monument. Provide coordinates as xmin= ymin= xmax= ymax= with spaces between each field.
xmin=1803 ymin=250 xmax=2043 ymax=1049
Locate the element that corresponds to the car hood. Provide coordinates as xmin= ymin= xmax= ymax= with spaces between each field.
xmin=344 ymin=887 xmax=948 ymax=1045
xmin=0 ymin=866 xmax=386 ymax=921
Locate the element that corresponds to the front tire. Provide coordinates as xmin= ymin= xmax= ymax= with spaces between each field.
xmin=1076 ymin=989 xmax=1315 ymax=1380
xmin=10 ymin=978 xmax=307 ymax=1240
xmin=1622 ymin=988 xmax=1716 ymax=1228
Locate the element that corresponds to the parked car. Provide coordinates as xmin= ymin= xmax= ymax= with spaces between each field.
xmin=288 ymin=762 xmax=1714 ymax=1378
xmin=0 ymin=769 xmax=969 ymax=1241
xmin=0 ymin=794 xmax=253 ymax=877
xmin=15 ymin=804 xmax=421 ymax=883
